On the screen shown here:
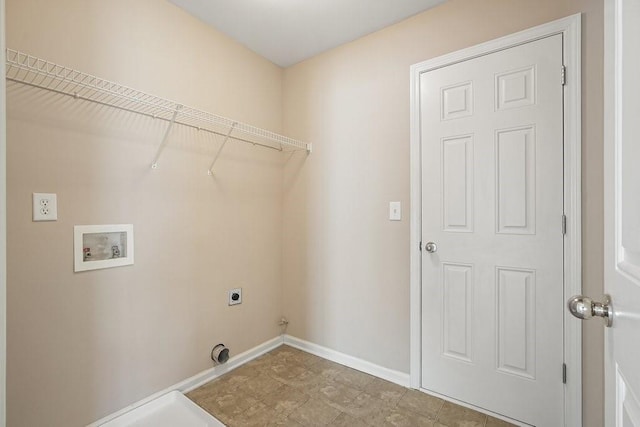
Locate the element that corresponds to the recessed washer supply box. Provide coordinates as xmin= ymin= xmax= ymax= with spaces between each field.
xmin=74 ymin=224 xmax=134 ymax=272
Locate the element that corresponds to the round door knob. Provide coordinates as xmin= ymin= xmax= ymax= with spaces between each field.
xmin=568 ymin=295 xmax=594 ymax=320
xmin=425 ymin=242 xmax=437 ymax=253
xmin=567 ymin=294 xmax=613 ymax=327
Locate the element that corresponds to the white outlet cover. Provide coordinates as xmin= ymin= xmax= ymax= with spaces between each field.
xmin=228 ymin=288 xmax=242 ymax=306
xmin=33 ymin=193 xmax=58 ymax=221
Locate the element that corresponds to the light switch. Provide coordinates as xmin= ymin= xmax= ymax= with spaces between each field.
xmin=389 ymin=201 xmax=401 ymax=221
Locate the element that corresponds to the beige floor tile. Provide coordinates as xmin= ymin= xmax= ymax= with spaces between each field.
xmin=332 ymin=412 xmax=370 ymax=427
xmin=260 ymin=384 xmax=311 ymax=414
xmin=436 ymin=401 xmax=487 ymax=427
xmin=198 ymin=392 xmax=262 ymax=421
xmin=387 ymin=408 xmax=437 ymax=427
xmin=360 ymin=406 xmax=435 ymax=427
xmin=396 ymin=389 xmax=444 ymax=419
xmin=363 ymin=377 xmax=408 ymax=405
xmin=307 ymin=358 xmax=344 ymax=379
xmin=292 ymin=350 xmax=325 ymax=366
xmin=268 ymin=417 xmax=305 ymax=426
xmin=287 ymin=398 xmax=342 ymax=426
xmin=277 ymin=367 xmax=325 ymax=390
xmin=206 ymin=368 xmax=254 ymax=394
xmin=266 ymin=413 xmax=305 ymax=426
xmin=331 ymin=364 xmax=376 ymax=390
xmin=226 ymin=402 xmax=281 ymax=427
xmin=307 ymin=379 xmax=363 ymax=406
xmin=231 ymin=363 xmax=263 ymax=378
xmin=358 ymin=407 xmax=395 ymax=426
xmin=246 ymin=353 xmax=277 ymax=371
xmin=485 ymin=416 xmax=518 ymax=427
xmin=336 ymin=392 xmax=394 ymax=418
xmin=236 ymin=372 xmax=284 ymax=399
xmin=268 ymin=361 xmax=309 ymax=379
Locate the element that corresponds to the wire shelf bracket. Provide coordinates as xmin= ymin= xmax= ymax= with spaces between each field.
xmin=208 ymin=122 xmax=237 ymax=176
xmin=151 ymin=105 xmax=182 ymax=169
xmin=5 ymin=48 xmax=312 ymax=165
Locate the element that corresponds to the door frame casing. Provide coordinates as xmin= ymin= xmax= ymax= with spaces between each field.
xmin=603 ymin=3 xmax=614 ymax=424
xmin=0 ymin=0 xmax=7 ymax=425
xmin=409 ymin=14 xmax=582 ymax=426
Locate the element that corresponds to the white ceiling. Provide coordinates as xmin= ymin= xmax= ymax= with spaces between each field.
xmin=168 ymin=0 xmax=447 ymax=67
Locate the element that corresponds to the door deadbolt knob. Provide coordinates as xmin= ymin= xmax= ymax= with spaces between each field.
xmin=425 ymin=242 xmax=437 ymax=253
xmin=567 ymin=294 xmax=613 ymax=327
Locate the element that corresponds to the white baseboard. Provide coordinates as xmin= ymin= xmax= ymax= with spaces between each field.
xmin=88 ymin=335 xmax=283 ymax=426
xmin=283 ymin=335 xmax=410 ymax=388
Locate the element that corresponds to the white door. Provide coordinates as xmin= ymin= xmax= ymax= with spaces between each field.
xmin=602 ymin=0 xmax=640 ymax=425
xmin=420 ymin=35 xmax=564 ymax=426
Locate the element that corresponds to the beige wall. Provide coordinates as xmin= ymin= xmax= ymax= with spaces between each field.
xmin=6 ymin=0 xmax=285 ymax=425
xmin=282 ymin=1 xmax=604 ymax=426
xmin=6 ymin=0 xmax=606 ymax=425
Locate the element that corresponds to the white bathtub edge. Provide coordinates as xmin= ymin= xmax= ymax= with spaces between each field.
xmin=87 ymin=335 xmax=284 ymax=427
xmin=98 ymin=391 xmax=225 ymax=427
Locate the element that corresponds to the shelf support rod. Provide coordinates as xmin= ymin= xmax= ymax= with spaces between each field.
xmin=151 ymin=105 xmax=182 ymax=169
xmin=208 ymin=123 xmax=237 ymax=175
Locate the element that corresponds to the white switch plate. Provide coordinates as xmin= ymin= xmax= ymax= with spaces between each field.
xmin=389 ymin=201 xmax=401 ymax=221
xmin=33 ymin=193 xmax=58 ymax=221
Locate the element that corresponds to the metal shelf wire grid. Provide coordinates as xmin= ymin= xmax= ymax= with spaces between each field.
xmin=5 ymin=48 xmax=311 ymax=153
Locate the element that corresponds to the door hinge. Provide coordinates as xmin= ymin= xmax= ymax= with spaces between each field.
xmin=563 ymin=363 xmax=567 ymax=384
xmin=561 ymin=65 xmax=567 ymax=86
xmin=562 ymin=214 xmax=567 ymax=235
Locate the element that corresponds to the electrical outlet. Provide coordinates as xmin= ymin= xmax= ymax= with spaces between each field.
xmin=33 ymin=193 xmax=58 ymax=221
xmin=228 ymin=288 xmax=242 ymax=306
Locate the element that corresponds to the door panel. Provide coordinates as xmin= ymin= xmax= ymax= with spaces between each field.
xmin=496 ymin=267 xmax=536 ymax=379
xmin=442 ymin=262 xmax=473 ymax=362
xmin=605 ymin=1 xmax=640 ymax=426
xmin=496 ymin=125 xmax=536 ymax=234
xmin=442 ymin=135 xmax=473 ymax=232
xmin=421 ymin=35 xmax=564 ymax=426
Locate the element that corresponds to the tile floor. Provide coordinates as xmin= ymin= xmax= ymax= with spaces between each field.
xmin=187 ymin=345 xmax=516 ymax=427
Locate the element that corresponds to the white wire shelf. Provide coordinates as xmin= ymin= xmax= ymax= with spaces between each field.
xmin=5 ymin=48 xmax=311 ymax=171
